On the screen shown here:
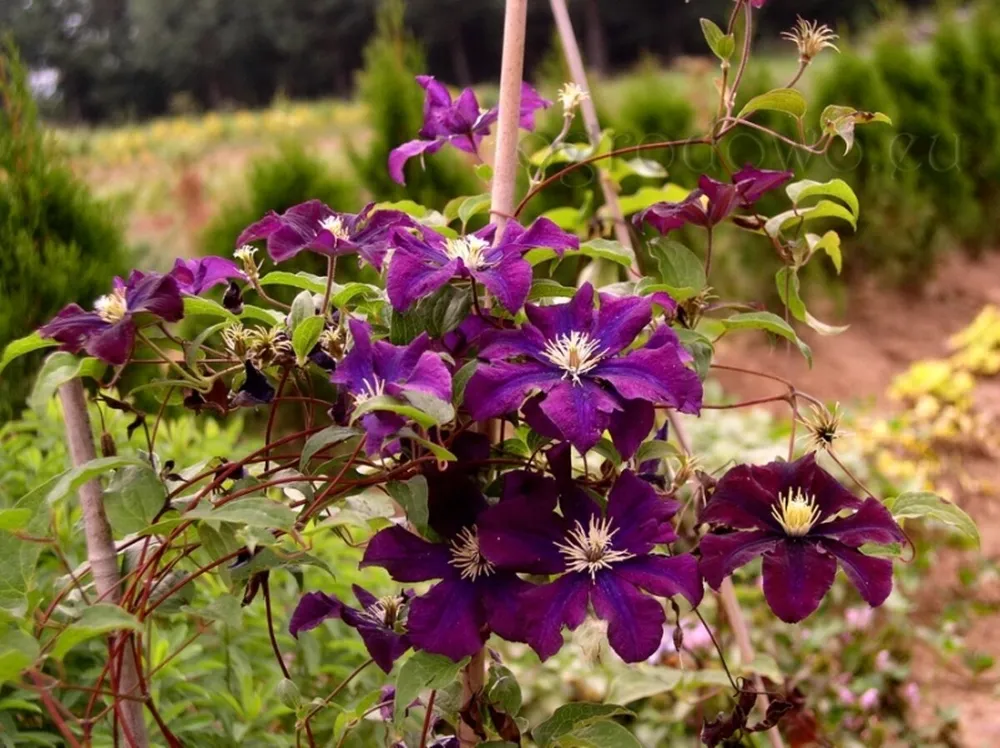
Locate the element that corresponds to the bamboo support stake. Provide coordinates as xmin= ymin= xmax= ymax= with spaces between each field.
xmin=548 ymin=0 xmax=637 ymax=274
xmin=668 ymin=413 xmax=785 ymax=748
xmin=59 ymin=379 xmax=149 ymax=748
xmin=459 ymin=2 xmax=530 ymax=746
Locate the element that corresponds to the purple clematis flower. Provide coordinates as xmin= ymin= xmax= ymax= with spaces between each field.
xmin=361 ymin=472 xmax=531 ymax=662
xmin=464 ymin=283 xmax=702 ymax=459
xmin=289 ymin=585 xmax=413 ymax=673
xmin=39 ymin=270 xmax=184 ymax=366
xmin=698 ymin=453 xmax=906 ymax=624
xmin=389 ymin=76 xmax=551 ymax=185
xmin=236 ymin=200 xmax=413 ymax=269
xmin=478 ymin=470 xmax=703 ymax=663
xmin=331 ymin=319 xmax=453 ymax=456
xmin=635 ymin=166 xmax=793 ymax=234
xmin=169 ymin=256 xmax=246 ymax=295
xmin=386 ymin=218 xmax=578 ymax=313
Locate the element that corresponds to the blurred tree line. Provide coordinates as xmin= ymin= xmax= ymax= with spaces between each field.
xmin=4 ymin=0 xmax=927 ymax=123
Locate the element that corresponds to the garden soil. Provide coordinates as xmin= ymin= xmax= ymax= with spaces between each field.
xmin=717 ymin=251 xmax=1000 ymax=748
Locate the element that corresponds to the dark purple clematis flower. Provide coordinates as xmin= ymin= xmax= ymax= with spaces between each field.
xmin=389 ymin=76 xmax=551 ymax=185
xmin=478 ymin=470 xmax=703 ymax=663
xmin=169 ymin=256 xmax=246 ymax=296
xmin=229 ymin=360 xmax=275 ymax=408
xmin=698 ymin=453 xmax=906 ymax=624
xmin=635 ymin=166 xmax=793 ymax=234
xmin=464 ymin=284 xmax=702 ymax=459
xmin=361 ymin=473 xmax=531 ymax=662
xmin=289 ymin=585 xmax=413 ymax=673
xmin=386 ymin=218 xmax=578 ymax=313
xmin=331 ymin=320 xmax=452 ymax=456
xmin=39 ymin=270 xmax=184 ymax=366
xmin=236 ymin=200 xmax=413 ymax=269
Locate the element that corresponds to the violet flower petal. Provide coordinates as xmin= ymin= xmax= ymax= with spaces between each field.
xmin=406 ymin=578 xmax=487 ymax=661
xmin=607 ymin=398 xmax=655 ymax=461
xmin=520 ymin=574 xmax=591 ymax=661
xmin=819 ymin=538 xmax=895 ymax=608
xmin=591 ymin=572 xmax=667 ymax=663
xmin=361 ymin=526 xmax=455 ymax=583
xmin=385 ymin=245 xmax=459 ymax=311
xmin=812 ymin=498 xmax=906 ymax=547
xmin=536 ymin=379 xmax=621 ymax=454
xmin=388 ymin=138 xmax=446 ymax=186
xmin=698 ymin=530 xmax=779 ymax=590
xmin=470 ymin=252 xmax=533 ymax=313
xmin=614 ymin=554 xmax=704 ymax=608
xmin=761 ymin=540 xmax=837 ymax=623
xmin=464 ymin=361 xmax=564 ymax=421
xmin=289 ymin=591 xmax=344 ymax=637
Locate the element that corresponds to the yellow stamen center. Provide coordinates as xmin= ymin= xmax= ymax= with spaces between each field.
xmin=320 ymin=216 xmax=351 ymax=241
xmin=555 ymin=516 xmax=635 ymax=580
xmin=771 ymin=488 xmax=821 ymax=537
xmin=448 ymin=527 xmax=495 ymax=581
xmin=94 ymin=289 xmax=128 ymax=322
xmin=541 ymin=331 xmax=606 ymax=384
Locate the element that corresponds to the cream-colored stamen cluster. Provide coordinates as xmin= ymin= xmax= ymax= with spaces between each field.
xmin=541 ymin=331 xmax=606 ymax=384
xmin=234 ymin=245 xmax=262 ymax=282
xmin=94 ymin=289 xmax=128 ymax=322
xmin=353 ymin=376 xmax=386 ymax=405
xmin=448 ymin=527 xmax=495 ymax=581
xmin=320 ymin=216 xmax=351 ymax=241
xmin=558 ymin=82 xmax=590 ymax=116
xmin=444 ymin=236 xmax=493 ymax=269
xmin=362 ymin=595 xmax=404 ymax=628
xmin=555 ymin=516 xmax=635 ymax=580
xmin=781 ymin=17 xmax=839 ymax=62
xmin=771 ymin=488 xmax=821 ymax=537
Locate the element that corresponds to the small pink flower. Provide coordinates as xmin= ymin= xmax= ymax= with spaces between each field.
xmin=845 ymin=607 xmax=874 ymax=630
xmin=903 ymin=682 xmax=920 ymax=709
xmin=875 ymin=650 xmax=891 ymax=671
xmin=859 ymin=688 xmax=879 ymax=711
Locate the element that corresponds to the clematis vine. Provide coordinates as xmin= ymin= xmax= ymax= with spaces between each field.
xmin=39 ymin=270 xmax=184 ymax=366
xmin=237 ymin=200 xmax=413 ymax=269
xmin=361 ymin=465 xmax=531 ymax=661
xmin=386 ymin=217 xmax=578 ymax=313
xmin=698 ymin=453 xmax=906 ymax=623
xmin=389 ymin=75 xmax=550 ymax=184
xmin=289 ymin=585 xmax=413 ymax=673
xmin=478 ymin=468 xmax=703 ymax=663
xmin=169 ymin=256 xmax=246 ymax=296
xmin=464 ymin=283 xmax=702 ymax=458
xmin=331 ymin=319 xmax=452 ymax=455
xmin=635 ymin=166 xmax=792 ymax=235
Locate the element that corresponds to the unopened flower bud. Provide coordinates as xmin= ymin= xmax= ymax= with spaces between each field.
xmin=223 ymin=281 xmax=244 ymax=314
xmin=100 ymin=432 xmax=117 ymax=458
xmin=277 ymin=678 xmax=303 ymax=710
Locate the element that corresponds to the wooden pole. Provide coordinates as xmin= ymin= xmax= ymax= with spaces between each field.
xmin=548 ymin=0 xmax=637 ymax=273
xmin=59 ymin=379 xmax=149 ymax=747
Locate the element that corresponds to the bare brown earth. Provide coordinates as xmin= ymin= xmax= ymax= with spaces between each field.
xmin=717 ymin=251 xmax=1000 ymax=747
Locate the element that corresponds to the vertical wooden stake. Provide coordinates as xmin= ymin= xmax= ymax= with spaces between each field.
xmin=548 ymin=0 xmax=637 ymax=274
xmin=59 ymin=379 xmax=149 ymax=747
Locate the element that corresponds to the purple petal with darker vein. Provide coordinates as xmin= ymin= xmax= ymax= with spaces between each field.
xmin=471 ymin=253 xmax=533 ymax=313
xmin=125 ymin=271 xmax=184 ymax=322
xmin=361 ymin=526 xmax=454 ymax=582
xmin=518 ymin=82 xmax=552 ymax=131
xmin=86 ymin=320 xmax=136 ymax=366
xmin=524 ymin=283 xmax=597 ymax=341
xmin=39 ymin=305 xmax=110 ymax=354
xmin=614 ymin=554 xmax=704 ymax=607
xmin=238 ymin=200 xmax=335 ymax=263
xmin=385 ymin=246 xmax=459 ymax=311
xmin=700 ymin=464 xmax=785 ymax=533
xmin=340 ymin=607 xmax=411 ymax=673
xmin=400 ymin=352 xmax=453 ymax=403
xmin=698 ymin=530 xmax=779 ymax=589
xmin=812 ymin=498 xmax=905 ymax=547
xmin=388 ymin=138 xmax=446 ymax=186
xmin=417 ymin=75 xmax=456 ymax=138
xmin=478 ymin=491 xmax=568 ymax=574
xmin=607 ymin=397 xmax=654 ymax=461
xmin=606 ymin=470 xmax=679 ymax=551
xmin=537 ymin=379 xmax=621 ymax=454
xmin=289 ymin=591 xmax=344 ymax=637
xmin=593 ymin=347 xmax=703 ymax=414
xmin=351 ymin=584 xmax=379 ymax=610
xmin=733 ymin=165 xmax=794 ymax=205
xmin=594 ymin=293 xmax=652 ymax=355
xmin=464 ymin=361 xmax=564 ymax=421
xmin=761 ymin=540 xmax=837 ymax=623
xmin=519 ymin=574 xmax=591 ymax=661
xmin=170 ymin=257 xmax=245 ymax=295
xmin=450 ymin=88 xmax=483 ymax=132
xmin=819 ymin=539 xmax=895 ymax=608
xmin=793 ymin=453 xmax=865 ymax=520
xmin=481 ymin=574 xmax=535 ymax=644
xmin=698 ymin=175 xmax=740 ymax=225
xmin=499 ymin=216 xmax=578 ymax=256
xmin=591 ymin=572 xmax=667 ymax=663
xmin=406 ymin=578 xmax=487 ymax=661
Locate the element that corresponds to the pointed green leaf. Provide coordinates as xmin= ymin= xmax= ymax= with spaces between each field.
xmin=300 ymin=426 xmax=361 ymax=470
xmin=104 ymin=464 xmax=167 ymax=537
xmin=258 ymin=271 xmax=327 ymax=294
xmin=884 ymin=492 xmax=980 ymax=548
xmin=700 ymin=18 xmax=735 ymax=61
xmin=738 ymin=88 xmax=807 ymax=119
xmin=185 ymin=497 xmax=296 ymax=531
xmin=533 ymin=703 xmax=635 ymax=748
xmin=787 ymin=179 xmax=859 ymax=219
xmin=45 ymin=456 xmax=147 ymax=507
xmin=51 ymin=604 xmax=141 ymax=660
xmin=647 ymin=239 xmax=706 ymax=302
xmin=29 ymin=353 xmax=106 ymax=412
xmin=394 ymin=652 xmax=468 ymax=725
xmin=292 ymin=316 xmax=325 ymax=365
xmin=0 ymin=333 xmax=57 ymax=378
xmin=720 ymin=312 xmax=812 ymax=365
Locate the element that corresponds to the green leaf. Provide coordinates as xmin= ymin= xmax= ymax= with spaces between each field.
xmin=288 ymin=291 xmax=316 ymax=332
xmin=258 ymin=271 xmax=327 ymax=294
xmin=387 ymin=475 xmax=436 ymax=539
xmin=452 ymin=360 xmax=478 ymax=407
xmin=619 ymin=158 xmax=668 ymax=179
xmin=527 ymin=239 xmax=634 ymax=269
xmin=0 ymin=509 xmax=32 ymax=533
xmin=765 ymin=199 xmax=857 ymax=238
xmin=615 ymin=184 xmax=690 ymax=217
xmin=487 ymin=664 xmax=522 ymax=716
xmin=0 ymin=629 xmax=38 ymax=685
xmin=182 ymin=594 xmax=244 ymax=627
xmin=424 ymin=285 xmax=473 ymax=338
xmin=241 ymin=305 xmax=285 ymax=325
xmin=104 ymin=464 xmax=167 ymax=537
xmin=720 ymin=312 xmax=812 ymax=365
xmin=0 ymin=475 xmax=59 ymax=615
xmin=820 ymin=106 xmax=892 ymax=154
xmin=529 ymin=279 xmax=578 ymax=301
xmin=561 ymin=719 xmax=643 ymax=747
xmin=401 ymin=390 xmax=457 ymax=426
xmin=29 ymin=353 xmax=106 ymax=412
xmin=182 ymin=295 xmax=238 ymax=322
xmin=647 ymin=239 xmax=706 ymax=302
xmin=884 ymin=492 xmax=980 ymax=548
xmin=787 ymin=179 xmax=859 ymax=219
xmin=738 ymin=88 xmax=807 ymax=120
xmin=292 ymin=316 xmax=325 ymax=365
xmin=45 ymin=456 xmax=147 ymax=507
xmin=606 ymin=667 xmax=684 ymax=705
xmin=300 ymin=426 xmax=361 ymax=470
xmin=458 ymin=194 xmax=492 ymax=227
xmin=0 ymin=333 xmax=57 ymax=378
xmin=394 ymin=652 xmax=467 ymax=724
xmin=776 ymin=268 xmax=849 ymax=336
xmin=808 ymin=231 xmax=842 ymax=274
xmin=330 ymin=282 xmax=383 ymax=309
xmin=350 ymin=394 xmax=439 ymax=429
xmin=398 ymin=428 xmax=457 ymax=464
xmin=539 ymin=206 xmax=586 ymax=233
xmin=674 ymin=328 xmax=714 ymax=380
xmin=700 ymin=18 xmax=735 ymax=61
xmin=51 ymin=604 xmax=141 ymax=660
xmin=533 ymin=703 xmax=635 ymax=748
xmin=185 ymin=497 xmax=296 ymax=531
xmin=633 ymin=440 xmax=682 ymax=468
xmin=390 ymin=308 xmax=426 ymax=345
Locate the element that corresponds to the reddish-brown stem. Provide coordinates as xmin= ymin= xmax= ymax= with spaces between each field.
xmin=28 ymin=670 xmax=83 ymax=748
xmin=419 ymin=689 xmax=437 ymax=748
xmin=265 ymin=368 xmax=292 ymax=471
xmin=262 ymin=576 xmax=292 ymax=679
